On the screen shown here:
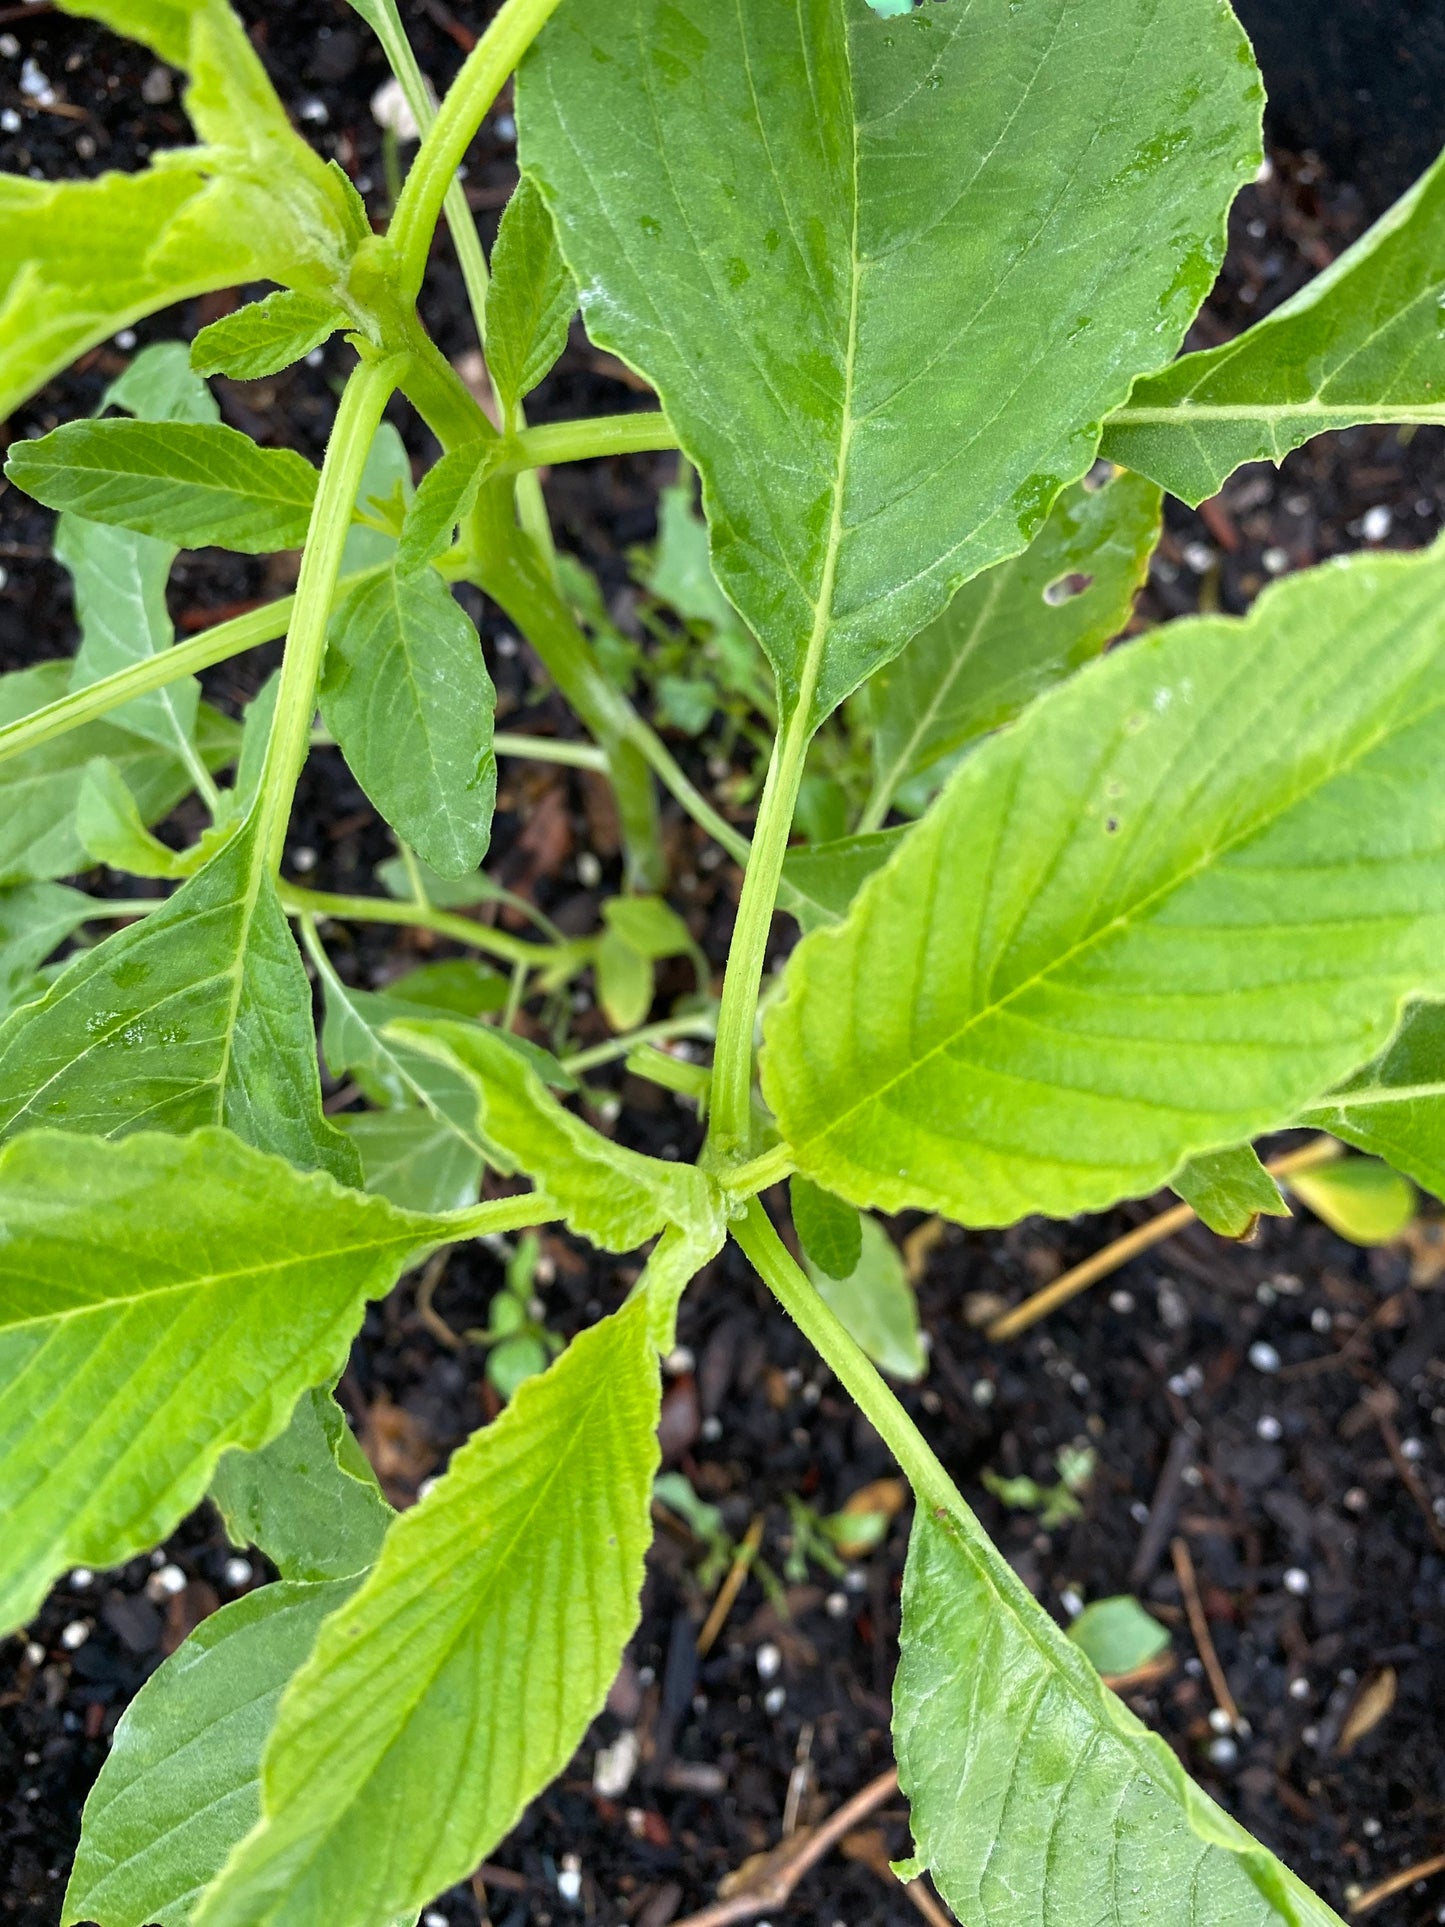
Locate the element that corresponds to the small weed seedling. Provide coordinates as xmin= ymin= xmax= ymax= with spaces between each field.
xmin=2 ymin=1 xmax=1445 ymax=1922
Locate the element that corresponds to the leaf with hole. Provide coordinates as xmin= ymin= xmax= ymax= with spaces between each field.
xmin=5 ymin=420 xmax=321 ymax=553
xmin=764 ymin=538 xmax=1445 ymax=1226
xmin=1103 ymin=145 xmax=1445 ymax=504
xmin=195 ymin=1294 xmax=659 ymax=1927
xmin=894 ymin=1503 xmax=1344 ymax=1925
xmin=1172 ymin=1145 xmax=1289 ymax=1238
xmin=0 ymin=1126 xmax=457 ymax=1633
xmin=319 ymin=566 xmax=497 ymax=879
xmin=520 ymin=0 xmax=1260 ymax=721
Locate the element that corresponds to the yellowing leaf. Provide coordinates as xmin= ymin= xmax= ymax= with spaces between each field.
xmin=1286 ymin=1158 xmax=1416 ymax=1246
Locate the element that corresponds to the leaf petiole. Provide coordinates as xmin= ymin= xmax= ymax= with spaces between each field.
xmin=505 ymin=413 xmax=677 ymax=474
xmin=278 ymin=880 xmax=581 ymax=973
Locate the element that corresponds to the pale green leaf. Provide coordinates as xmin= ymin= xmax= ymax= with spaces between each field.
xmin=0 ymin=815 xmax=359 ymax=1184
xmin=791 ymin=1175 xmax=862 ymax=1280
xmin=319 ymin=567 xmax=497 ymax=879
xmin=805 ymin=1213 xmax=924 ymax=1381
xmin=0 ymin=882 xmax=99 ymax=1012
xmin=390 ymin=1017 xmax=723 ymax=1253
xmin=336 ymin=1108 xmax=484 ymax=1214
xmin=5 ymin=420 xmax=320 ymax=554
xmin=1299 ymin=1001 xmax=1445 ymax=1201
xmin=603 ymin=894 xmax=694 ymax=961
xmin=895 ymin=1505 xmax=1344 ymax=1925
xmin=212 ymin=1386 xmax=393 ymax=1584
xmin=0 ymin=1126 xmax=453 ymax=1632
xmin=1286 ymin=1157 xmax=1416 ymax=1246
xmin=1103 ymin=145 xmax=1445 ymax=504
xmin=777 ymin=827 xmax=909 ymax=934
xmin=191 ymin=290 xmax=349 ymax=380
xmin=76 ymin=756 xmax=223 ymax=879
xmin=487 ymin=177 xmax=576 ymax=417
xmin=520 ymin=0 xmax=1260 ymax=723
xmin=644 ymin=478 xmax=745 ymax=635
xmin=595 ymin=930 xmax=654 ymax=1031
xmin=383 ymin=959 xmax=509 ymax=1017
xmin=763 ymin=538 xmax=1445 ymax=1227
xmin=196 ymin=1294 xmax=659 ymax=1927
xmin=0 ymin=660 xmax=238 ymax=885
xmin=1172 ymin=1145 xmax=1289 ymax=1238
xmin=1068 ymin=1595 xmax=1172 ymax=1679
xmin=104 ymin=339 xmax=221 ymax=426
xmin=376 ymin=851 xmax=512 ymax=912
xmin=865 ymin=469 xmax=1162 ymax=821
xmin=395 ymin=440 xmax=498 ymax=579
xmin=64 ymin=1578 xmax=360 ymax=1927
xmin=229 ymin=671 xmax=282 ymax=819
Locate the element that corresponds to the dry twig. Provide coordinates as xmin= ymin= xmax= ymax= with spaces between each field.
xmin=1348 ymin=1851 xmax=1445 ymax=1917
xmin=1171 ymin=1536 xmax=1241 ymax=1731
xmin=696 ymin=1515 xmax=764 ymax=1659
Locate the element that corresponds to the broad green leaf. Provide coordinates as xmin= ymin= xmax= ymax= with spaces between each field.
xmin=391 ymin=1017 xmax=723 ymax=1253
xmin=486 ymin=177 xmax=576 ymax=418
xmin=341 ymin=422 xmax=413 ymax=574
xmin=336 ymin=1108 xmax=484 ymax=1214
xmin=191 ymin=290 xmax=349 ymax=380
xmin=0 ymin=1126 xmax=454 ymax=1631
xmin=1172 ymin=1145 xmax=1289 ymax=1238
xmin=763 ymin=538 xmax=1445 ymax=1227
xmin=1068 ymin=1595 xmax=1172 ymax=1678
xmin=519 ymin=0 xmax=1261 ymax=723
xmin=104 ymin=340 xmax=221 ymax=426
xmin=805 ymin=1213 xmax=925 ymax=1382
xmin=319 ymin=567 xmax=497 ymax=879
xmin=0 ymin=882 xmax=99 ymax=1013
xmin=384 ymin=959 xmax=509 ymax=1017
xmin=0 ymin=815 xmax=358 ymax=1185
xmin=212 ymin=1386 xmax=393 ymax=1584
xmin=0 ymin=661 xmax=238 ymax=886
xmin=76 ymin=756 xmax=222 ymax=879
xmin=1299 ymin=1001 xmax=1445 ymax=1201
xmin=895 ymin=1505 xmax=1344 ymax=1925
xmin=5 ymin=420 xmax=320 ymax=554
xmin=791 ymin=1175 xmax=862 ymax=1280
xmin=64 ymin=1579 xmax=360 ymax=1927
xmin=1286 ymin=1157 xmax=1416 ymax=1246
xmin=395 ymin=441 xmax=499 ymax=579
xmin=59 ymin=345 xmax=220 ymax=757
xmin=777 ymin=826 xmax=909 ymax=934
xmin=1103 ymin=145 xmax=1445 ymax=504
xmin=865 ymin=470 xmax=1163 ymax=821
xmin=197 ymin=1294 xmax=660 ymax=1927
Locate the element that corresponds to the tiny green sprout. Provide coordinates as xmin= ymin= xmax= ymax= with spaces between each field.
xmin=470 ymin=1230 xmax=563 ymax=1401
xmin=983 ymin=1446 xmax=1097 ymax=1530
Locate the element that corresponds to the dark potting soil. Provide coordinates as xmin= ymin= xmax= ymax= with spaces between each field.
xmin=2 ymin=6 xmax=1445 ymax=1925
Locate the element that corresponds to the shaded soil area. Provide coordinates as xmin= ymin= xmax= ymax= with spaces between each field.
xmin=2 ymin=7 xmax=1444 ymax=1926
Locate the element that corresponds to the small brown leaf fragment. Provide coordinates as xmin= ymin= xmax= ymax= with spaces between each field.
xmin=1337 ymin=1666 xmax=1397 ymax=1756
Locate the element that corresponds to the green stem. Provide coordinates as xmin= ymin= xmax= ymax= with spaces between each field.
xmin=279 ymin=881 xmax=573 ymax=972
xmin=706 ymin=700 xmax=816 ymax=1161
xmin=734 ymin=1198 xmax=959 ymax=1513
xmin=256 ymin=357 xmax=403 ymax=873
xmin=439 ymin=1191 xmax=560 ymax=1240
xmin=494 ymin=731 xmax=609 ymax=773
xmin=388 ymin=0 xmax=567 ymax=302
xmin=625 ymin=718 xmax=752 ymax=866
xmin=561 ymin=1010 xmax=718 ymax=1076
xmin=507 ymin=413 xmax=677 ymax=473
xmin=720 ymin=1141 xmax=794 ymax=1197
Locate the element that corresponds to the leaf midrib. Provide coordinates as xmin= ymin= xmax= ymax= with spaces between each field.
xmin=790 ymin=642 xmax=1445 ymax=1160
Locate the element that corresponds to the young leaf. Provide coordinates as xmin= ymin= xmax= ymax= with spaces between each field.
xmin=644 ymin=477 xmax=746 ymax=636
xmin=520 ymin=0 xmax=1261 ymax=722
xmin=394 ymin=440 xmax=499 ymax=579
xmin=0 ymin=661 xmax=238 ymax=886
xmin=212 ymin=1386 xmax=394 ymax=1584
xmin=1068 ymin=1595 xmax=1172 ymax=1679
xmin=0 ymin=1126 xmax=454 ymax=1632
xmin=191 ymin=289 xmax=350 ymax=381
xmin=391 ymin=1017 xmax=724 ymax=1254
xmin=341 ymin=421 xmax=414 ymax=574
xmin=0 ymin=815 xmax=359 ymax=1184
xmin=486 ymin=176 xmax=576 ymax=419
xmin=196 ymin=1295 xmax=660 ymax=1927
xmin=1286 ymin=1158 xmax=1417 ymax=1246
xmin=895 ymin=1505 xmax=1345 ymax=1926
xmin=1172 ymin=1145 xmax=1290 ymax=1239
xmin=804 ymin=1214 xmax=925 ymax=1383
xmin=865 ymin=470 xmax=1163 ymax=821
xmin=63 ymin=1579 xmax=362 ymax=1927
xmin=1103 ymin=144 xmax=1445 ymax=504
xmin=0 ymin=882 xmax=99 ymax=1012
xmin=778 ymin=827 xmax=910 ymax=935
xmin=1299 ymin=1001 xmax=1445 ymax=1201
xmin=593 ymin=896 xmax=696 ymax=1032
xmin=5 ymin=420 xmax=320 ymax=553
xmin=791 ymin=1175 xmax=863 ymax=1280
xmin=319 ymin=566 xmax=497 ymax=879
xmin=336 ymin=1107 xmax=484 ymax=1214
xmin=763 ymin=538 xmax=1445 ymax=1227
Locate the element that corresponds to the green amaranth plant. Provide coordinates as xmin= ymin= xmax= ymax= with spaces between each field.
xmin=2 ymin=1 xmax=1444 ymax=1921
